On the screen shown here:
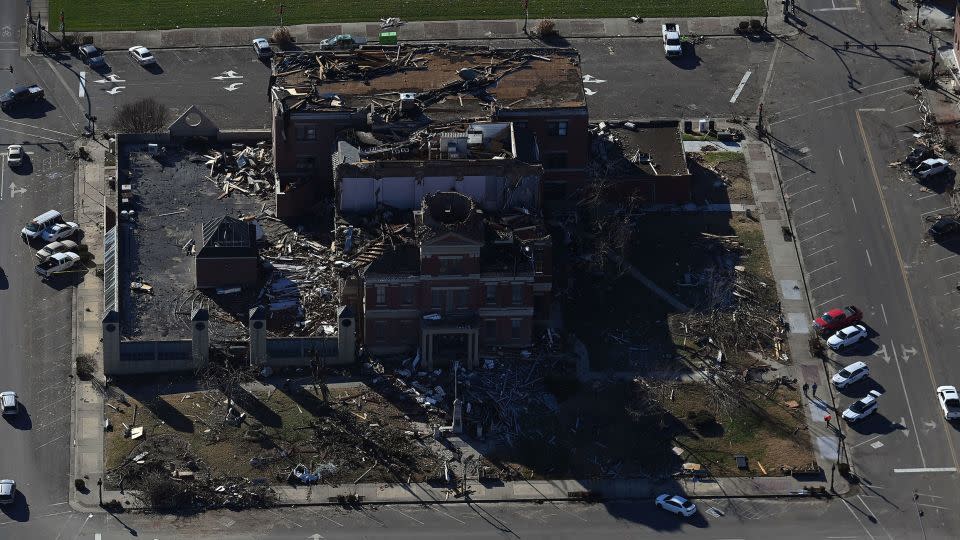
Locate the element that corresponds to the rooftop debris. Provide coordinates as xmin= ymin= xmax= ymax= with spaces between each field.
xmin=202 ymin=142 xmax=276 ymax=198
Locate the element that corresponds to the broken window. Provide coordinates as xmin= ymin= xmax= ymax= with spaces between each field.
xmin=374 ymin=320 xmax=387 ymax=342
xmin=485 ymin=284 xmax=497 ymax=305
xmin=402 ymin=285 xmax=414 ymax=305
xmin=375 ymin=285 xmax=386 ymax=305
xmin=511 ymin=284 xmax=523 ymax=305
xmin=510 ymin=319 xmax=521 ymax=339
xmin=546 ymin=120 xmax=568 ymax=136
xmin=484 ymin=319 xmax=497 ymax=339
xmin=439 ymin=256 xmax=462 ymax=274
xmin=295 ymin=125 xmax=317 ymax=141
xmin=295 ymin=156 xmax=316 ymax=170
xmin=543 ymin=152 xmax=568 ymax=170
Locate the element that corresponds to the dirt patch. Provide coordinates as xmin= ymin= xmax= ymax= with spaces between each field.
xmin=689 ymin=151 xmax=754 ymax=205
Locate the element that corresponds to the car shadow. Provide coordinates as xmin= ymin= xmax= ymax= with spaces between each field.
xmin=8 ymin=157 xmax=32 ymax=175
xmin=4 ymin=100 xmax=56 ymax=119
xmin=836 ymin=379 xmax=887 ymax=399
xmin=0 ymin=491 xmax=29 ymax=522
xmin=3 ymin=403 xmax=32 ymax=430
xmin=916 ymin=170 xmax=955 ymax=194
xmin=845 ymin=412 xmax=904 ymax=436
xmin=144 ymin=64 xmax=164 ymax=75
xmin=831 ymin=338 xmax=878 ymax=357
xmin=669 ymin=44 xmax=702 ymax=70
xmin=0 ymin=267 xmax=7 ymax=290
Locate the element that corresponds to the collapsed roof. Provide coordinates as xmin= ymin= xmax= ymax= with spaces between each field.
xmin=270 ymin=45 xmax=586 ymax=118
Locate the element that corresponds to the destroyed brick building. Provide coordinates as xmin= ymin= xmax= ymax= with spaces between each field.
xmin=339 ymin=191 xmax=552 ymax=369
xmin=269 ymin=45 xmax=588 ymax=217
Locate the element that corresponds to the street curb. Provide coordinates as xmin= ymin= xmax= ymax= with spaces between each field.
xmin=67 ymin=139 xmax=83 ymax=514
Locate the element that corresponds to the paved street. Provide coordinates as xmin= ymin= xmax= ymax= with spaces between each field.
xmin=0 ymin=1 xmax=82 ymax=538
xmin=765 ymin=0 xmax=960 ymax=538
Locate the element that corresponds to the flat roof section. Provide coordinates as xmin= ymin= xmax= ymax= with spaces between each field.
xmin=119 ymin=147 xmax=269 ymax=340
xmin=598 ymin=121 xmax=689 ymax=178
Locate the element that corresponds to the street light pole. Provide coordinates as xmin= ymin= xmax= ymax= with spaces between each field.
xmin=97 ymin=477 xmax=103 ymax=506
xmin=523 ymin=0 xmax=529 ymax=35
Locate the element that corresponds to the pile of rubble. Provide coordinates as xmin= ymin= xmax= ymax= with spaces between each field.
xmin=202 ymin=142 xmax=276 ymax=198
xmin=259 ymin=230 xmax=341 ymax=336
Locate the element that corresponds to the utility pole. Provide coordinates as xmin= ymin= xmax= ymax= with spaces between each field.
xmin=522 ymin=0 xmax=529 ymax=35
xmin=277 ymin=2 xmax=285 ymax=27
xmin=58 ymin=9 xmax=64 ymax=43
xmin=929 ymin=34 xmax=938 ymax=86
xmin=915 ymin=0 xmax=922 ymax=25
xmin=97 ymin=477 xmax=103 ymax=506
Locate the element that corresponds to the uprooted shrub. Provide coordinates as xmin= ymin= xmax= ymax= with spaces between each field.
xmin=76 ymin=354 xmax=95 ymax=381
xmin=271 ymin=26 xmax=294 ymax=49
xmin=534 ymin=20 xmax=557 ymax=38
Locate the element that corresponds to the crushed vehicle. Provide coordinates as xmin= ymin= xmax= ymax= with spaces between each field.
xmin=318 ymin=34 xmax=368 ymax=50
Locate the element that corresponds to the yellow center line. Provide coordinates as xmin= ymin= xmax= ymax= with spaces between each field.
xmin=855 ymin=109 xmax=960 ymax=470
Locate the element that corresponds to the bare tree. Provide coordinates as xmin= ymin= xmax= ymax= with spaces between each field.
xmin=110 ymin=98 xmax=169 ymax=133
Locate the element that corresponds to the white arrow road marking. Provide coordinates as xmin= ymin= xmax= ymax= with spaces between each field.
xmin=94 ymin=74 xmax=125 ymax=84
xmin=582 ymin=74 xmax=606 ymax=84
xmin=9 ymin=182 xmax=25 ymax=198
xmin=900 ymin=417 xmax=909 ymax=438
xmin=212 ymin=70 xmax=243 ymax=80
xmin=584 ymin=88 xmax=597 ymax=96
xmin=923 ymin=420 xmax=937 ymax=430
xmin=873 ymin=344 xmax=890 ymax=364
xmin=900 ymin=345 xmax=917 ymax=363
xmin=105 ymin=86 xmax=125 ymax=95
xmin=224 ymin=82 xmax=244 ymax=91
xmin=79 ymin=71 xmax=86 ymax=98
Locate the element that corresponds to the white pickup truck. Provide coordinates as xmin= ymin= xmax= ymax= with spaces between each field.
xmin=35 ymin=251 xmax=80 ymax=279
xmin=662 ymin=23 xmax=683 ymax=57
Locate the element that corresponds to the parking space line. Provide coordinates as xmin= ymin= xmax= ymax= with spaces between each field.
xmin=851 ymin=434 xmax=882 ymax=448
xmin=389 ymin=507 xmax=425 ymax=525
xmin=817 ymin=294 xmax=844 ymax=308
xmin=851 ymin=197 xmax=858 ymax=214
xmin=893 ymin=467 xmax=955 ymax=473
xmin=785 ymin=171 xmax=811 ymax=183
xmin=772 ymin=75 xmax=911 ymax=118
xmin=808 ymin=260 xmax=837 ymax=274
xmin=865 ymin=249 xmax=872 ymax=267
xmin=890 ymin=104 xmax=917 ymax=114
xmin=881 ymin=303 xmax=888 ymax=325
xmin=942 ymin=254 xmax=960 ymax=262
xmin=798 ymin=213 xmax=830 ymax=227
xmin=800 ymin=228 xmax=832 ymax=243
xmin=787 ymin=183 xmax=819 ymax=197
xmin=729 ymin=70 xmax=752 ymax=103
xmin=806 ymin=244 xmax=834 ymax=258
xmin=917 ymin=193 xmax=939 ymax=201
xmin=923 ymin=206 xmax=954 ymax=216
xmin=939 ymin=269 xmax=960 ymax=280
xmin=838 ymin=148 xmax=845 ymax=165
xmin=795 ymin=199 xmax=822 ymax=212
xmin=893 ymin=119 xmax=917 ymax=128
xmin=810 ymin=276 xmax=842 ymax=291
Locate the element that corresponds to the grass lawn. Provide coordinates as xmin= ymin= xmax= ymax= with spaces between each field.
xmin=52 ymin=1 xmax=765 ymax=31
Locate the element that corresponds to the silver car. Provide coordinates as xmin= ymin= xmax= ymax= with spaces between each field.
xmin=0 ymin=391 xmax=17 ymax=416
xmin=0 ymin=479 xmax=14 ymax=504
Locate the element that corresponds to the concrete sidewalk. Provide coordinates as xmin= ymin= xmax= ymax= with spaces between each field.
xmin=30 ymin=8 xmax=791 ymax=51
xmin=741 ymin=131 xmax=851 ymax=496
xmin=69 ymin=139 xmax=113 ymax=513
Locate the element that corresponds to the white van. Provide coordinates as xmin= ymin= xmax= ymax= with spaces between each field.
xmin=21 ymin=209 xmax=63 ymax=240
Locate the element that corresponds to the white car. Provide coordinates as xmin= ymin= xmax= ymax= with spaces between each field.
xmin=827 ymin=324 xmax=868 ymax=350
xmin=832 ymin=361 xmax=869 ymax=389
xmin=914 ymin=158 xmax=950 ymax=179
xmin=842 ymin=390 xmax=882 ymax=423
xmin=0 ymin=391 xmax=17 ymax=416
xmin=655 ymin=494 xmax=697 ymax=517
xmin=936 ymin=385 xmax=960 ymax=420
xmin=252 ymin=38 xmax=273 ymax=58
xmin=40 ymin=221 xmax=78 ymax=242
xmin=0 ymin=479 xmax=14 ymax=504
xmin=7 ymin=144 xmax=22 ymax=167
xmin=36 ymin=239 xmax=79 ymax=262
xmin=128 ymin=45 xmax=156 ymax=66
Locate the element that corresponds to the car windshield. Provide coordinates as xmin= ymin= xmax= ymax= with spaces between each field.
xmin=140 ymin=50 xmax=153 ymax=58
xmin=680 ymin=500 xmax=694 ymax=508
xmin=850 ymin=401 xmax=867 ymax=413
xmin=667 ymin=38 xmax=681 ymax=45
xmin=26 ymin=222 xmax=42 ymax=232
xmin=838 ymin=369 xmax=852 ymax=378
xmin=822 ymin=313 xmax=836 ymax=322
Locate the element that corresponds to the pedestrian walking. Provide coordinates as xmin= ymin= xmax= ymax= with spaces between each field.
xmin=802 ymin=382 xmax=810 ymax=395
xmin=812 ymin=382 xmax=818 ymax=397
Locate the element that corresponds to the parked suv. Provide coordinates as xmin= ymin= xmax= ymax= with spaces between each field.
xmin=79 ymin=44 xmax=107 ymax=68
